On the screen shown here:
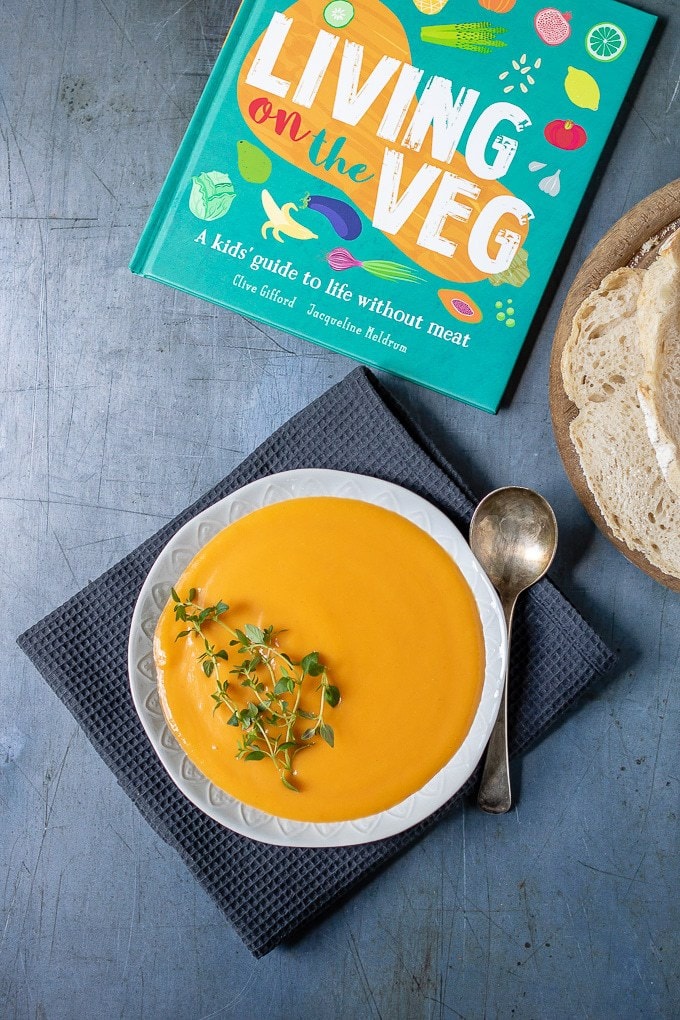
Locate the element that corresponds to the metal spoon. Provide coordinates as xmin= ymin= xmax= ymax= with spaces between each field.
xmin=469 ymin=486 xmax=558 ymax=814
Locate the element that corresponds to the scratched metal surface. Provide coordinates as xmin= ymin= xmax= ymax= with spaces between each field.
xmin=1 ymin=1 xmax=678 ymax=1017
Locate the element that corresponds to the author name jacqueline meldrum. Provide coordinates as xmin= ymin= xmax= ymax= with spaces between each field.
xmin=306 ymin=303 xmax=409 ymax=354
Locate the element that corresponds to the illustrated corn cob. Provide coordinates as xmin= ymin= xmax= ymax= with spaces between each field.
xmin=421 ymin=21 xmax=508 ymax=53
xmin=412 ymin=0 xmax=450 ymax=14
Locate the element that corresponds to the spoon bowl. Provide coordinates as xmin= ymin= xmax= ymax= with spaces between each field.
xmin=470 ymin=487 xmax=558 ymax=596
xmin=469 ymin=487 xmax=558 ymax=813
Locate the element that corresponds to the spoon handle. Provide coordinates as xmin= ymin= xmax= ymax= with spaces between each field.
xmin=477 ymin=594 xmax=516 ymax=814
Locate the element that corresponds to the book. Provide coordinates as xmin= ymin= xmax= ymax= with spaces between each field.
xmin=130 ymin=0 xmax=656 ymax=412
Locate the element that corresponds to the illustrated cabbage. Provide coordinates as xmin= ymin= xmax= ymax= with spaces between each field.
xmin=189 ymin=170 xmax=236 ymax=221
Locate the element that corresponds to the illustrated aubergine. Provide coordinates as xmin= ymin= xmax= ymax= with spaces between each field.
xmin=301 ymin=194 xmax=362 ymax=240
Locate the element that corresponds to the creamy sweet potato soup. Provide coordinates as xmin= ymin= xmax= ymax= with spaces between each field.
xmin=154 ymin=497 xmax=484 ymax=822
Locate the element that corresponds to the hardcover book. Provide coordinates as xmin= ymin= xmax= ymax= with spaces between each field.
xmin=130 ymin=0 xmax=656 ymax=412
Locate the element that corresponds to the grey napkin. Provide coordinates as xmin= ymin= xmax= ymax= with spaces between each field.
xmin=17 ymin=367 xmax=615 ymax=957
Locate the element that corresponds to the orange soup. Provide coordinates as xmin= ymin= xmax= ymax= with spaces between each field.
xmin=154 ymin=497 xmax=484 ymax=822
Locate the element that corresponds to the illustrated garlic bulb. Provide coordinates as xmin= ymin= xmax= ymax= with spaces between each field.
xmin=412 ymin=0 xmax=450 ymax=13
xmin=539 ymin=168 xmax=562 ymax=197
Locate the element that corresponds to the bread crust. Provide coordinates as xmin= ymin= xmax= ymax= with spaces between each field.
xmin=561 ymin=264 xmax=680 ymax=578
xmin=636 ymin=229 xmax=680 ymax=496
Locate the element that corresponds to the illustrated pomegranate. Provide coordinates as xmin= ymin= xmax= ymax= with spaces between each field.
xmin=534 ymin=8 xmax=572 ymax=46
xmin=544 ymin=118 xmax=587 ymax=150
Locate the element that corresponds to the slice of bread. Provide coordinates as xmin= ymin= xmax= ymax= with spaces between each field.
xmin=561 ymin=267 xmax=642 ymax=407
xmin=561 ymin=267 xmax=680 ymax=579
xmin=636 ymin=229 xmax=680 ymax=497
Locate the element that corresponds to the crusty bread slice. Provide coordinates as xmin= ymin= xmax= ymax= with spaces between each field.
xmin=561 ymin=267 xmax=680 ymax=579
xmin=561 ymin=267 xmax=643 ymax=407
xmin=636 ymin=229 xmax=680 ymax=496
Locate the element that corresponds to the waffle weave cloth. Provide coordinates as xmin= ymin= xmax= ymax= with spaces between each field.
xmin=17 ymin=367 xmax=615 ymax=957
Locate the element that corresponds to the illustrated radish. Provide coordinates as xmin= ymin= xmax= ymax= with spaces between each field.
xmin=534 ymin=8 xmax=572 ymax=46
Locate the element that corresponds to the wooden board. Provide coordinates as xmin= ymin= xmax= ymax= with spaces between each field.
xmin=549 ymin=178 xmax=680 ymax=593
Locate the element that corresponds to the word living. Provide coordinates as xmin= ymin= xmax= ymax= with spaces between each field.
xmin=245 ymin=12 xmax=534 ymax=274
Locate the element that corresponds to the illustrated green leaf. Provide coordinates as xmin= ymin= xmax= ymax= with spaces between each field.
xmin=189 ymin=171 xmax=236 ymax=221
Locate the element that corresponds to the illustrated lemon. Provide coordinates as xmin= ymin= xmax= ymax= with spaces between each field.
xmin=586 ymin=22 xmax=627 ymax=62
xmin=564 ymin=66 xmax=600 ymax=111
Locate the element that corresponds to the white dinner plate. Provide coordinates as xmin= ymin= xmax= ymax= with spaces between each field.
xmin=128 ymin=469 xmax=507 ymax=847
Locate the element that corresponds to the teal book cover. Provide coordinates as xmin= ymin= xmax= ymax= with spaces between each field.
xmin=130 ymin=0 xmax=656 ymax=412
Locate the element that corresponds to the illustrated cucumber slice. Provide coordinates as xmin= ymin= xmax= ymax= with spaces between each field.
xmin=585 ymin=22 xmax=627 ymax=62
xmin=323 ymin=1 xmax=355 ymax=29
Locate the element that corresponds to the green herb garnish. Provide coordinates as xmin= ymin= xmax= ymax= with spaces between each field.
xmin=171 ymin=589 xmax=340 ymax=792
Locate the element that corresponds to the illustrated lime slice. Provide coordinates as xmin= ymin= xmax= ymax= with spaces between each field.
xmin=323 ymin=1 xmax=354 ymax=28
xmin=586 ymin=22 xmax=627 ymax=62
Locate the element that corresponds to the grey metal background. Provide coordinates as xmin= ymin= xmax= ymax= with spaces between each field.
xmin=1 ymin=1 xmax=678 ymax=1017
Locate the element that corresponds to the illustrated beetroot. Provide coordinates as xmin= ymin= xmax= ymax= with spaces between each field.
xmin=534 ymin=8 xmax=572 ymax=46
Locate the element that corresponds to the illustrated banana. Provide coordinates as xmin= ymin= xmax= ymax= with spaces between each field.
xmin=260 ymin=189 xmax=318 ymax=242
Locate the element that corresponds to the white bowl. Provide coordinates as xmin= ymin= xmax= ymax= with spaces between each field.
xmin=128 ymin=469 xmax=507 ymax=846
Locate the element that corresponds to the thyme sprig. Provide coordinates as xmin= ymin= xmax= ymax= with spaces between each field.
xmin=171 ymin=588 xmax=340 ymax=792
